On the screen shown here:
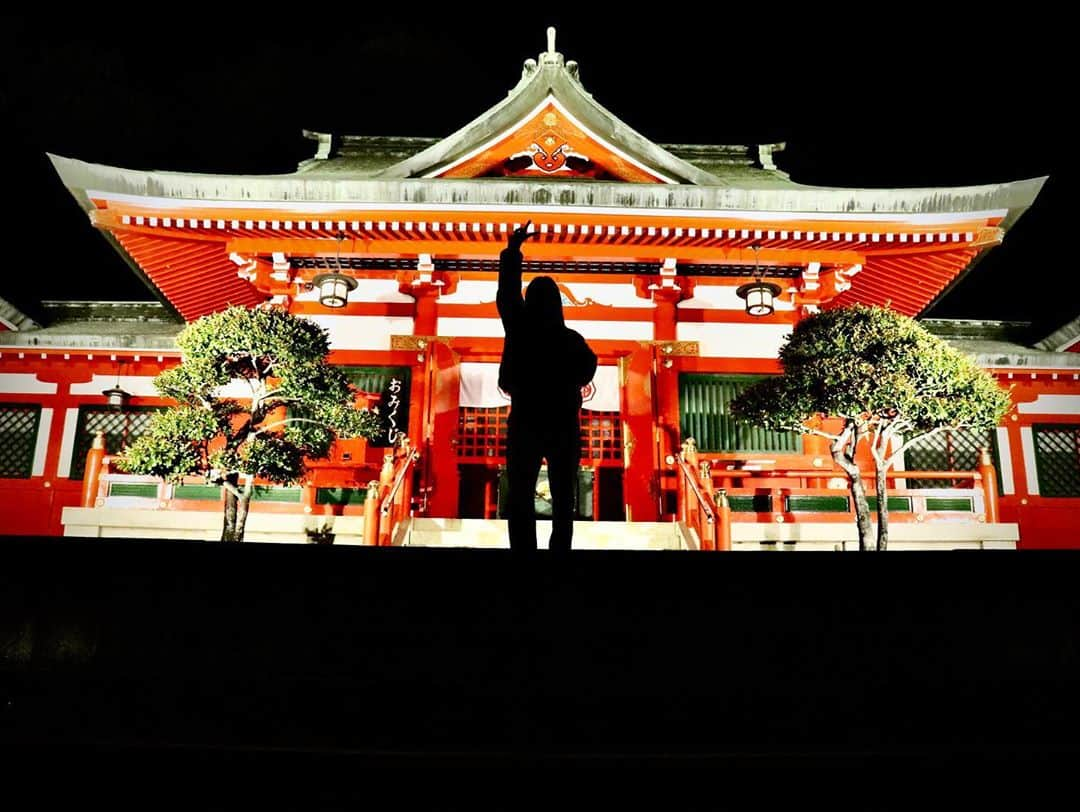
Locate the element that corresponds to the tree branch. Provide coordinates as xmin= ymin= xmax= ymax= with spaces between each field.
xmin=891 ymin=424 xmax=951 ymax=460
xmin=217 ymin=478 xmax=244 ymax=500
xmin=253 ymin=389 xmax=301 ymax=411
xmin=800 ymin=427 xmax=844 ymax=442
xmin=251 ymin=417 xmax=336 ymax=438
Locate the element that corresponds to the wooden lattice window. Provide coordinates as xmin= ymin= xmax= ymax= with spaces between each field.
xmin=70 ymin=406 xmax=160 ymax=479
xmin=0 ymin=404 xmax=41 ymax=479
xmin=457 ymin=406 xmax=509 ymax=459
xmin=1033 ymin=424 xmax=1080 ymax=498
xmin=903 ymin=428 xmax=998 ymax=489
xmin=456 ymin=407 xmax=623 ymax=463
xmin=580 ymin=411 xmax=621 ymax=462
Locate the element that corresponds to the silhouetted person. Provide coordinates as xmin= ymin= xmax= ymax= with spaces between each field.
xmin=498 ymin=222 xmax=597 ymax=553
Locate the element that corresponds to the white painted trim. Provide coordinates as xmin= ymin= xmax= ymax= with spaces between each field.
xmin=0 ymin=315 xmax=16 ymax=330
xmin=996 ymin=427 xmax=1015 ymax=495
xmin=438 ymin=317 xmax=652 ymax=341
xmin=31 ymin=407 xmax=52 ymax=477
xmin=1019 ymin=427 xmax=1039 ymax=496
xmin=0 ymin=373 xmax=58 ymax=395
xmin=981 ymin=364 xmax=1080 ymax=372
xmin=677 ymin=323 xmax=793 ymax=359
xmin=437 ymin=280 xmax=650 ymax=308
xmin=69 ymin=375 xmax=160 ymax=397
xmin=421 ymin=95 xmax=677 ymax=184
xmin=434 ymin=280 xmax=498 ymax=305
xmin=56 ymin=408 xmax=80 ymax=479
xmin=301 ymin=315 xmax=415 ymax=351
xmin=1016 ymin=394 xmax=1080 ymax=415
xmin=678 ymin=286 xmax=797 ymax=311
xmin=85 ymin=190 xmax=1009 ymax=226
xmin=0 ymin=346 xmax=181 ymax=358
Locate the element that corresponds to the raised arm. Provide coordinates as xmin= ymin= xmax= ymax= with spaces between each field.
xmin=496 ymin=222 xmax=533 ymax=331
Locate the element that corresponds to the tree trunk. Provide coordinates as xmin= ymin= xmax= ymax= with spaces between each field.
xmin=831 ymin=424 xmax=873 ymax=551
xmin=234 ymin=479 xmax=254 ymax=543
xmin=221 ymin=472 xmax=241 ymax=542
xmin=874 ymin=462 xmax=889 ymax=551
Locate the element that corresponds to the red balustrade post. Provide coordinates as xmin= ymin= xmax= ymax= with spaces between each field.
xmin=699 ymin=459 xmax=715 ymax=551
xmin=363 ymin=480 xmax=381 ymax=546
xmin=978 ymin=447 xmax=1000 ymax=524
xmin=716 ymin=488 xmax=732 ymax=552
xmin=81 ymin=431 xmax=106 ymax=508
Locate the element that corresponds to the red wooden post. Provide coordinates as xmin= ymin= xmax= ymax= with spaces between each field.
xmin=978 ymin=447 xmax=1000 ymax=524
xmin=363 ymin=480 xmax=380 ymax=546
xmin=379 ymin=453 xmax=395 ymax=488
xmin=301 ymin=482 xmax=317 ymax=515
xmin=81 ymin=431 xmax=106 ymax=508
xmin=716 ymin=488 xmax=732 ymax=552
xmin=699 ymin=459 xmax=715 ymax=551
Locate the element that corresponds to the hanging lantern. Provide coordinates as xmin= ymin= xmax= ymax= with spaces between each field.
xmin=313 ymin=273 xmax=358 ymax=308
xmin=102 ymin=385 xmax=130 ymax=410
xmin=735 ymin=243 xmax=781 ymax=316
xmin=735 ymin=280 xmax=782 ymax=316
xmin=313 ymin=233 xmax=357 ymax=308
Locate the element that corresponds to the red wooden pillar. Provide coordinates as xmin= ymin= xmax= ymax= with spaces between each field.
xmin=423 ymin=341 xmax=461 ymax=518
xmin=652 ymin=287 xmax=683 ymax=520
xmin=411 ymin=281 xmax=442 ymax=337
xmin=620 ymin=345 xmax=658 ymax=522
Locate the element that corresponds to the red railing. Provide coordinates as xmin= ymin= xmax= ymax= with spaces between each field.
xmin=79 ymin=429 xmax=422 ymax=546
xmin=363 ymin=439 xmax=420 ymax=546
xmin=676 ymin=439 xmax=1002 ymax=550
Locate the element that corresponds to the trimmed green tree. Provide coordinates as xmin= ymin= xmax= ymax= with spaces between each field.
xmin=731 ymin=305 xmax=1010 ymax=551
xmin=118 ymin=307 xmax=381 ymax=541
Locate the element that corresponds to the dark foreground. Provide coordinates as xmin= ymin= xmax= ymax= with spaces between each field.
xmin=3 ymin=538 xmax=1080 ymax=780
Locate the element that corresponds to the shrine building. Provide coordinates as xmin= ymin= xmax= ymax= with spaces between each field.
xmin=1 ymin=30 xmax=1077 ymax=549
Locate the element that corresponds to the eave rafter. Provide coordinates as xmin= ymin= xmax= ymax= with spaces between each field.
xmin=85 ymin=202 xmax=1005 ymax=321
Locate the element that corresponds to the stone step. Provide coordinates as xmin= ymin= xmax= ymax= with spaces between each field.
xmin=406 ymin=518 xmax=682 ymax=550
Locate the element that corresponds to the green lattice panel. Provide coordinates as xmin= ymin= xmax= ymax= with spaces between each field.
xmin=252 ymin=487 xmax=302 ymax=503
xmin=786 ymin=494 xmax=850 ymax=513
xmin=1033 ymin=425 xmax=1080 ymax=497
xmin=316 ymin=488 xmax=369 ymax=506
xmin=867 ymin=496 xmax=913 ymax=512
xmin=904 ymin=428 xmax=996 ymax=489
xmin=109 ymin=483 xmax=158 ymax=498
xmin=679 ymin=374 xmax=801 ymax=453
xmin=0 ymin=404 xmax=40 ymax=479
xmin=174 ymin=485 xmax=222 ymax=501
xmin=71 ymin=407 xmax=160 ymax=479
xmin=726 ymin=494 xmax=773 ymax=513
xmin=925 ymin=497 xmax=975 ymax=512
xmin=173 ymin=484 xmax=302 ymax=502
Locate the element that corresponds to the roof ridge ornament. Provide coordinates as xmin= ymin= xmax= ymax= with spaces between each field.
xmin=539 ymin=25 xmax=564 ymax=66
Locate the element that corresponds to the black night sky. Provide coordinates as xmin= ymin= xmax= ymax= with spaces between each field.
xmin=1 ymin=12 xmax=1073 ymax=334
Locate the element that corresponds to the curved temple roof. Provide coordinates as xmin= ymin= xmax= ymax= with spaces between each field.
xmin=47 ymin=31 xmax=1047 ymax=322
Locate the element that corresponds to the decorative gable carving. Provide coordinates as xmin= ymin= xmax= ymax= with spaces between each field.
xmin=432 ymin=101 xmax=669 ymax=183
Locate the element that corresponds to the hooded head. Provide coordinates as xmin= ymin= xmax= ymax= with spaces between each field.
xmin=524 ymin=276 xmax=565 ymax=328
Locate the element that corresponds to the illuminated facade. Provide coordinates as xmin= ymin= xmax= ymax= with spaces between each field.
xmin=2 ymin=33 xmax=1076 ymax=548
